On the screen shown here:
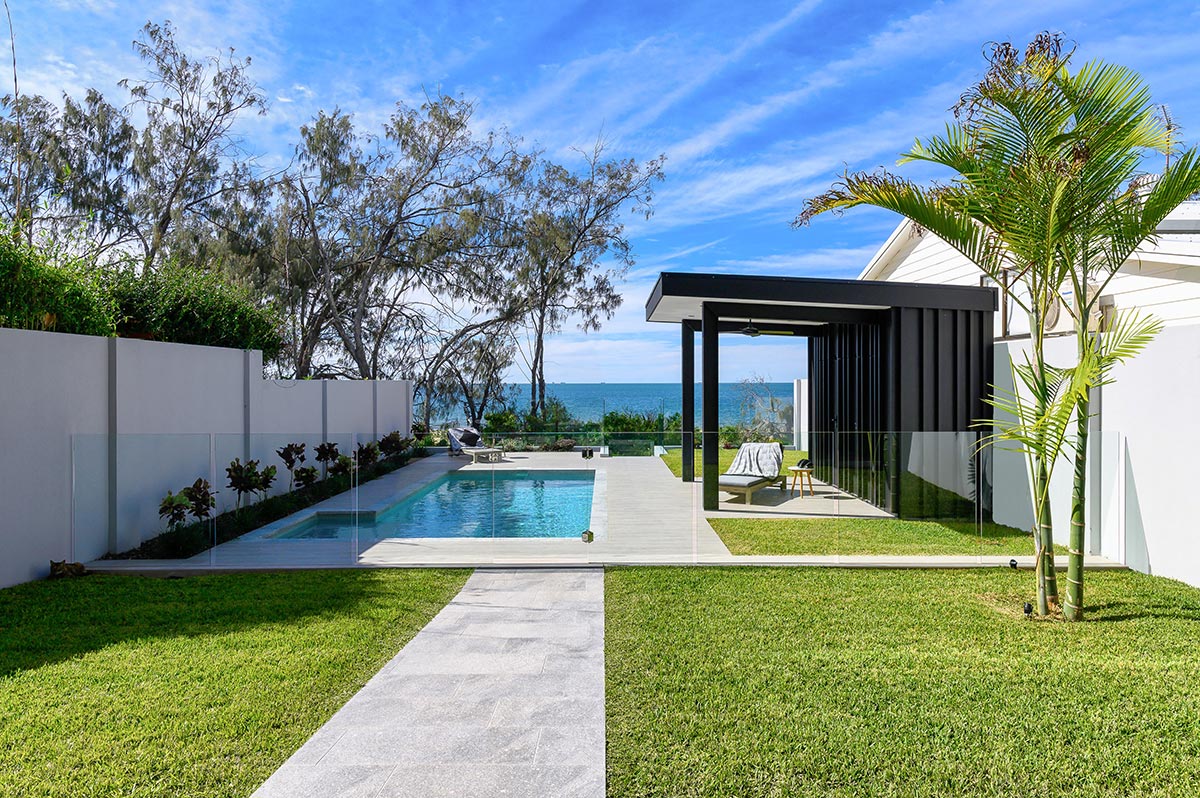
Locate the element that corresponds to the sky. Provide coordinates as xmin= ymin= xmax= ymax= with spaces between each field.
xmin=17 ymin=0 xmax=1200 ymax=382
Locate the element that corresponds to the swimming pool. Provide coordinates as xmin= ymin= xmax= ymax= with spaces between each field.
xmin=270 ymin=469 xmax=596 ymax=540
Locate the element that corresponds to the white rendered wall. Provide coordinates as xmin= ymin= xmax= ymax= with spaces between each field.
xmin=792 ymin=378 xmax=809 ymax=450
xmin=0 ymin=329 xmax=413 ymax=588
xmin=0 ymin=330 xmax=109 ymax=588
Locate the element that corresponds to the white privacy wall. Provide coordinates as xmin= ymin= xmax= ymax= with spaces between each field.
xmin=0 ymin=328 xmax=414 ymax=589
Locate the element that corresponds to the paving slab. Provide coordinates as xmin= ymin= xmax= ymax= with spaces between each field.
xmin=251 ymin=568 xmax=605 ymax=798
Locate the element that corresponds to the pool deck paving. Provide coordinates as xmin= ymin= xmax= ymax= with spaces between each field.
xmin=252 ymin=567 xmax=605 ymax=798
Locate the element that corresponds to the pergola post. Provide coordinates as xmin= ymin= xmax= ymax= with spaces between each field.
xmin=681 ymin=323 xmax=695 ymax=482
xmin=701 ymin=303 xmax=719 ymax=510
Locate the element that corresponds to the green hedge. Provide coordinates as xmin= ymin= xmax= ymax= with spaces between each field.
xmin=0 ymin=235 xmax=115 ymax=336
xmin=0 ymin=231 xmax=282 ymax=357
xmin=106 ymin=264 xmax=283 ymax=360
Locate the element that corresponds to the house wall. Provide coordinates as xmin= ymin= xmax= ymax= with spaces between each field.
xmin=0 ymin=328 xmax=414 ymax=589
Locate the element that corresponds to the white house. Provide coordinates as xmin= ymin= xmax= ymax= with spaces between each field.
xmin=858 ymin=204 xmax=1200 ymax=588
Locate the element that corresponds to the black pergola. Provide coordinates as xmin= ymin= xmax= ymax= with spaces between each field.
xmin=645 ymin=272 xmax=998 ymax=512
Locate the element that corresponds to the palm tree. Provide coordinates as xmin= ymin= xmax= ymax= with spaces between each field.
xmin=796 ymin=34 xmax=1200 ymax=617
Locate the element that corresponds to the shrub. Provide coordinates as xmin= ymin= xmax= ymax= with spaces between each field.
xmin=276 ymin=443 xmax=306 ymax=490
xmin=0 ymin=234 xmax=115 ymax=336
xmin=181 ymin=478 xmax=216 ymax=521
xmin=105 ymin=263 xmax=283 ymax=359
xmin=294 ymin=466 xmax=319 ymax=489
xmin=552 ymin=437 xmax=577 ymax=452
xmin=314 ymin=442 xmax=340 ymax=477
xmin=379 ymin=431 xmax=412 ymax=459
xmin=356 ymin=441 xmax=380 ymax=469
xmin=329 ymin=454 xmax=355 ymax=477
xmin=158 ymin=491 xmax=189 ymax=528
xmin=226 ymin=458 xmax=264 ymax=510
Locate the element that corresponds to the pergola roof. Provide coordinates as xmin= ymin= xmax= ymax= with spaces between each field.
xmin=645 ymin=272 xmax=997 ymax=332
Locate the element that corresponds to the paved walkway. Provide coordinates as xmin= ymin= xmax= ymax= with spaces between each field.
xmin=252 ymin=568 xmax=605 ymax=798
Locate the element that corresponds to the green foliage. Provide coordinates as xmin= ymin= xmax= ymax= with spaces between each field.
xmin=0 ymin=234 xmax=115 ymax=336
xmin=293 ymin=466 xmax=319 ymax=489
xmin=329 ymin=454 xmax=355 ymax=477
xmin=314 ymin=442 xmax=339 ymax=477
xmin=276 ymin=443 xmax=306 ymax=490
xmin=483 ymin=408 xmax=520 ymax=433
xmin=378 ymin=431 xmax=412 ymax=459
xmin=105 ymin=264 xmax=283 ymax=359
xmin=157 ymin=491 xmax=190 ymax=528
xmin=180 ymin=478 xmax=215 ymax=521
xmin=225 ymin=458 xmax=264 ymax=510
xmin=355 ymin=441 xmax=380 ymax=469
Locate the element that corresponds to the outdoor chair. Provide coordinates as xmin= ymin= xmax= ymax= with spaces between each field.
xmin=448 ymin=427 xmax=503 ymax=463
xmin=718 ymin=442 xmax=786 ymax=504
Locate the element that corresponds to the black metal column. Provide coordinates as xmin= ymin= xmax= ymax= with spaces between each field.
xmin=681 ymin=323 xmax=695 ymax=482
xmin=701 ymin=303 xmax=719 ymax=510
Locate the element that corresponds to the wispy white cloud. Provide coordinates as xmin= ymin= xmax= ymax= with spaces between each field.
xmin=665 ymin=0 xmax=1093 ymax=164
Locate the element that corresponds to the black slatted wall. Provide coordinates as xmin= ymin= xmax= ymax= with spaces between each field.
xmin=808 ymin=307 xmax=993 ymax=516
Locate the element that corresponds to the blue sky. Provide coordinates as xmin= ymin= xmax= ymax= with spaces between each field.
xmin=20 ymin=0 xmax=1200 ymax=382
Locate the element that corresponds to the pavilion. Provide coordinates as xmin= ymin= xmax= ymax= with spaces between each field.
xmin=645 ymin=272 xmax=998 ymax=513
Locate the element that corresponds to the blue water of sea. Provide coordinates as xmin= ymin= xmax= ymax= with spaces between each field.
xmin=506 ymin=382 xmax=795 ymax=425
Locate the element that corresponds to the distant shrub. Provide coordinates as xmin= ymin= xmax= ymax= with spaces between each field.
xmin=0 ymin=234 xmax=115 ymax=336
xmin=106 ymin=263 xmax=283 ymax=359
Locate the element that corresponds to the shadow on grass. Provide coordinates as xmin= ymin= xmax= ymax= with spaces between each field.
xmin=1085 ymin=599 xmax=1200 ymax=623
xmin=0 ymin=570 xmax=412 ymax=677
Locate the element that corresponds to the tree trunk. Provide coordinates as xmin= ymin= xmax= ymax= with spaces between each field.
xmin=1064 ymin=332 xmax=1091 ymax=621
xmin=1030 ymin=314 xmax=1058 ymax=614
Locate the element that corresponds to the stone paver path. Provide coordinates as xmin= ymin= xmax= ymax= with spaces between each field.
xmin=253 ymin=568 xmax=605 ymax=798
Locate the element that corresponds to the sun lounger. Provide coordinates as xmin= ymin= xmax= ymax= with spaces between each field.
xmin=448 ymin=427 xmax=503 ymax=463
xmin=718 ymin=442 xmax=785 ymax=504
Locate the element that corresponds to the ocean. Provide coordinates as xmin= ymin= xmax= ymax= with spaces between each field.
xmin=503 ymin=382 xmax=796 ymax=426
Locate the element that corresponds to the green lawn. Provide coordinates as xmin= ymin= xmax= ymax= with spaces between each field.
xmin=0 ymin=569 xmax=469 ymax=798
xmin=710 ymin=516 xmax=1053 ymax=556
xmin=606 ymin=567 xmax=1200 ymax=797
xmin=660 ymin=448 xmax=807 ymax=478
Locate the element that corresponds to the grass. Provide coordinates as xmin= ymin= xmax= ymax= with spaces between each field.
xmin=659 ymin=448 xmax=807 ymax=478
xmin=709 ymin=516 xmax=1058 ymax=556
xmin=606 ymin=567 xmax=1200 ymax=797
xmin=0 ymin=569 xmax=469 ymax=798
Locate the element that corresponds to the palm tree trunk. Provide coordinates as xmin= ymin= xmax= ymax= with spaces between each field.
xmin=1030 ymin=317 xmax=1058 ymax=613
xmin=1064 ymin=328 xmax=1091 ymax=621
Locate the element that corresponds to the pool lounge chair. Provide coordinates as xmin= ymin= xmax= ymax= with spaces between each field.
xmin=448 ymin=427 xmax=503 ymax=463
xmin=718 ymin=442 xmax=785 ymax=504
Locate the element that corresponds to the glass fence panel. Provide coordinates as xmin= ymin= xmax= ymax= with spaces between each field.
xmin=207 ymin=432 xmax=362 ymax=568
xmin=71 ymin=433 xmax=216 ymax=563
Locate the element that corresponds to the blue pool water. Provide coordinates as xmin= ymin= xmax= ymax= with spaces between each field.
xmin=272 ymin=470 xmax=595 ymax=540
